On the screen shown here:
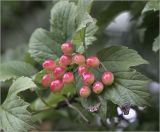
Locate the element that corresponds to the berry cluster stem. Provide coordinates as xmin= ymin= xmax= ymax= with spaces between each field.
xmin=65 ymin=98 xmax=89 ymax=124
xmin=36 ymin=91 xmax=54 ymax=108
xmin=100 ymin=61 xmax=107 ymax=71
xmin=83 ymin=28 xmax=87 ymax=57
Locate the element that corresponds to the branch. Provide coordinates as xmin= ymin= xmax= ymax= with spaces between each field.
xmin=65 ymin=98 xmax=90 ymax=124
xmin=35 ymin=91 xmax=54 ymax=108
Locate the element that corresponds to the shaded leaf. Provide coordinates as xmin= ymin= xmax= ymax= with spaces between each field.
xmin=0 ymin=61 xmax=37 ymax=82
xmin=0 ymin=77 xmax=36 ymax=132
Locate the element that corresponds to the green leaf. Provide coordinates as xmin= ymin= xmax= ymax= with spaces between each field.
xmin=50 ymin=1 xmax=77 ymax=42
xmin=98 ymin=96 xmax=107 ymax=122
xmin=97 ymin=46 xmax=150 ymax=107
xmin=32 ymin=69 xmax=47 ymax=85
xmin=60 ymin=83 xmax=76 ymax=95
xmin=72 ymin=0 xmax=98 ymax=53
xmin=102 ymin=70 xmax=150 ymax=107
xmin=142 ymin=1 xmax=160 ymax=14
xmin=77 ymin=0 xmax=93 ymax=14
xmin=0 ymin=77 xmax=36 ymax=132
xmin=72 ymin=13 xmax=98 ymax=53
xmin=29 ymin=28 xmax=61 ymax=64
xmin=0 ymin=61 xmax=37 ymax=82
xmin=97 ymin=46 xmax=148 ymax=72
xmin=152 ymin=35 xmax=160 ymax=52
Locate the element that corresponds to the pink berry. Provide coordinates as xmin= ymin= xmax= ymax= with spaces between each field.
xmin=59 ymin=55 xmax=72 ymax=66
xmin=50 ymin=79 xmax=63 ymax=92
xmin=92 ymin=81 xmax=104 ymax=94
xmin=61 ymin=42 xmax=74 ymax=55
xmin=101 ymin=71 xmax=114 ymax=85
xmin=41 ymin=74 xmax=52 ymax=87
xmin=62 ymin=72 xmax=74 ymax=83
xmin=82 ymin=72 xmax=95 ymax=85
xmin=53 ymin=66 xmax=65 ymax=79
xmin=72 ymin=54 xmax=85 ymax=65
xmin=86 ymin=56 xmax=100 ymax=67
xmin=79 ymin=86 xmax=91 ymax=97
xmin=42 ymin=59 xmax=56 ymax=70
xmin=77 ymin=65 xmax=88 ymax=76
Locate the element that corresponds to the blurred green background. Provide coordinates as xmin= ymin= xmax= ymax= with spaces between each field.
xmin=1 ymin=1 xmax=159 ymax=131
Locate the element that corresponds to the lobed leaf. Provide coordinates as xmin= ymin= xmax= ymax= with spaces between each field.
xmin=50 ymin=1 xmax=77 ymax=42
xmin=0 ymin=61 xmax=37 ymax=82
xmin=29 ymin=28 xmax=61 ymax=64
xmin=97 ymin=46 xmax=150 ymax=107
xmin=102 ymin=70 xmax=150 ymax=107
xmin=97 ymin=46 xmax=148 ymax=72
xmin=0 ymin=77 xmax=36 ymax=132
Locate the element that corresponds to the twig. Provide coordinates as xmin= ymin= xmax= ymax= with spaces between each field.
xmin=65 ymin=98 xmax=90 ymax=124
xmin=35 ymin=91 xmax=54 ymax=108
xmin=31 ymin=107 xmax=52 ymax=115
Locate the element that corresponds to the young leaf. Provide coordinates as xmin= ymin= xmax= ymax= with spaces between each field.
xmin=0 ymin=61 xmax=37 ymax=82
xmin=142 ymin=1 xmax=160 ymax=14
xmin=0 ymin=77 xmax=36 ymax=132
xmin=152 ymin=34 xmax=160 ymax=52
xmin=72 ymin=13 xmax=98 ymax=53
xmin=97 ymin=46 xmax=148 ymax=72
xmin=50 ymin=0 xmax=97 ymax=53
xmin=29 ymin=28 xmax=61 ymax=63
xmin=50 ymin=1 xmax=77 ymax=42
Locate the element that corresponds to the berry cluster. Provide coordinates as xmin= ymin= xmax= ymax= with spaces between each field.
xmin=41 ymin=42 xmax=114 ymax=97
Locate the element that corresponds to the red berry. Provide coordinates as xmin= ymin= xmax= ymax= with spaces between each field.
xmin=41 ymin=74 xmax=52 ymax=87
xmin=79 ymin=86 xmax=91 ymax=97
xmin=62 ymin=72 xmax=74 ymax=83
xmin=101 ymin=71 xmax=114 ymax=85
xmin=42 ymin=59 xmax=56 ymax=70
xmin=59 ymin=55 xmax=72 ymax=66
xmin=82 ymin=72 xmax=95 ymax=85
xmin=50 ymin=79 xmax=63 ymax=92
xmin=72 ymin=54 xmax=85 ymax=65
xmin=77 ymin=65 xmax=88 ymax=76
xmin=86 ymin=56 xmax=100 ymax=67
xmin=92 ymin=81 xmax=104 ymax=94
xmin=53 ymin=66 xmax=65 ymax=79
xmin=61 ymin=42 xmax=74 ymax=55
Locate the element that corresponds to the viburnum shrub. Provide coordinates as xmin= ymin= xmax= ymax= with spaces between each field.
xmin=0 ymin=0 xmax=151 ymax=131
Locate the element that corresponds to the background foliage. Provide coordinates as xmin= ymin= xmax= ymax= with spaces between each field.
xmin=1 ymin=0 xmax=159 ymax=131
